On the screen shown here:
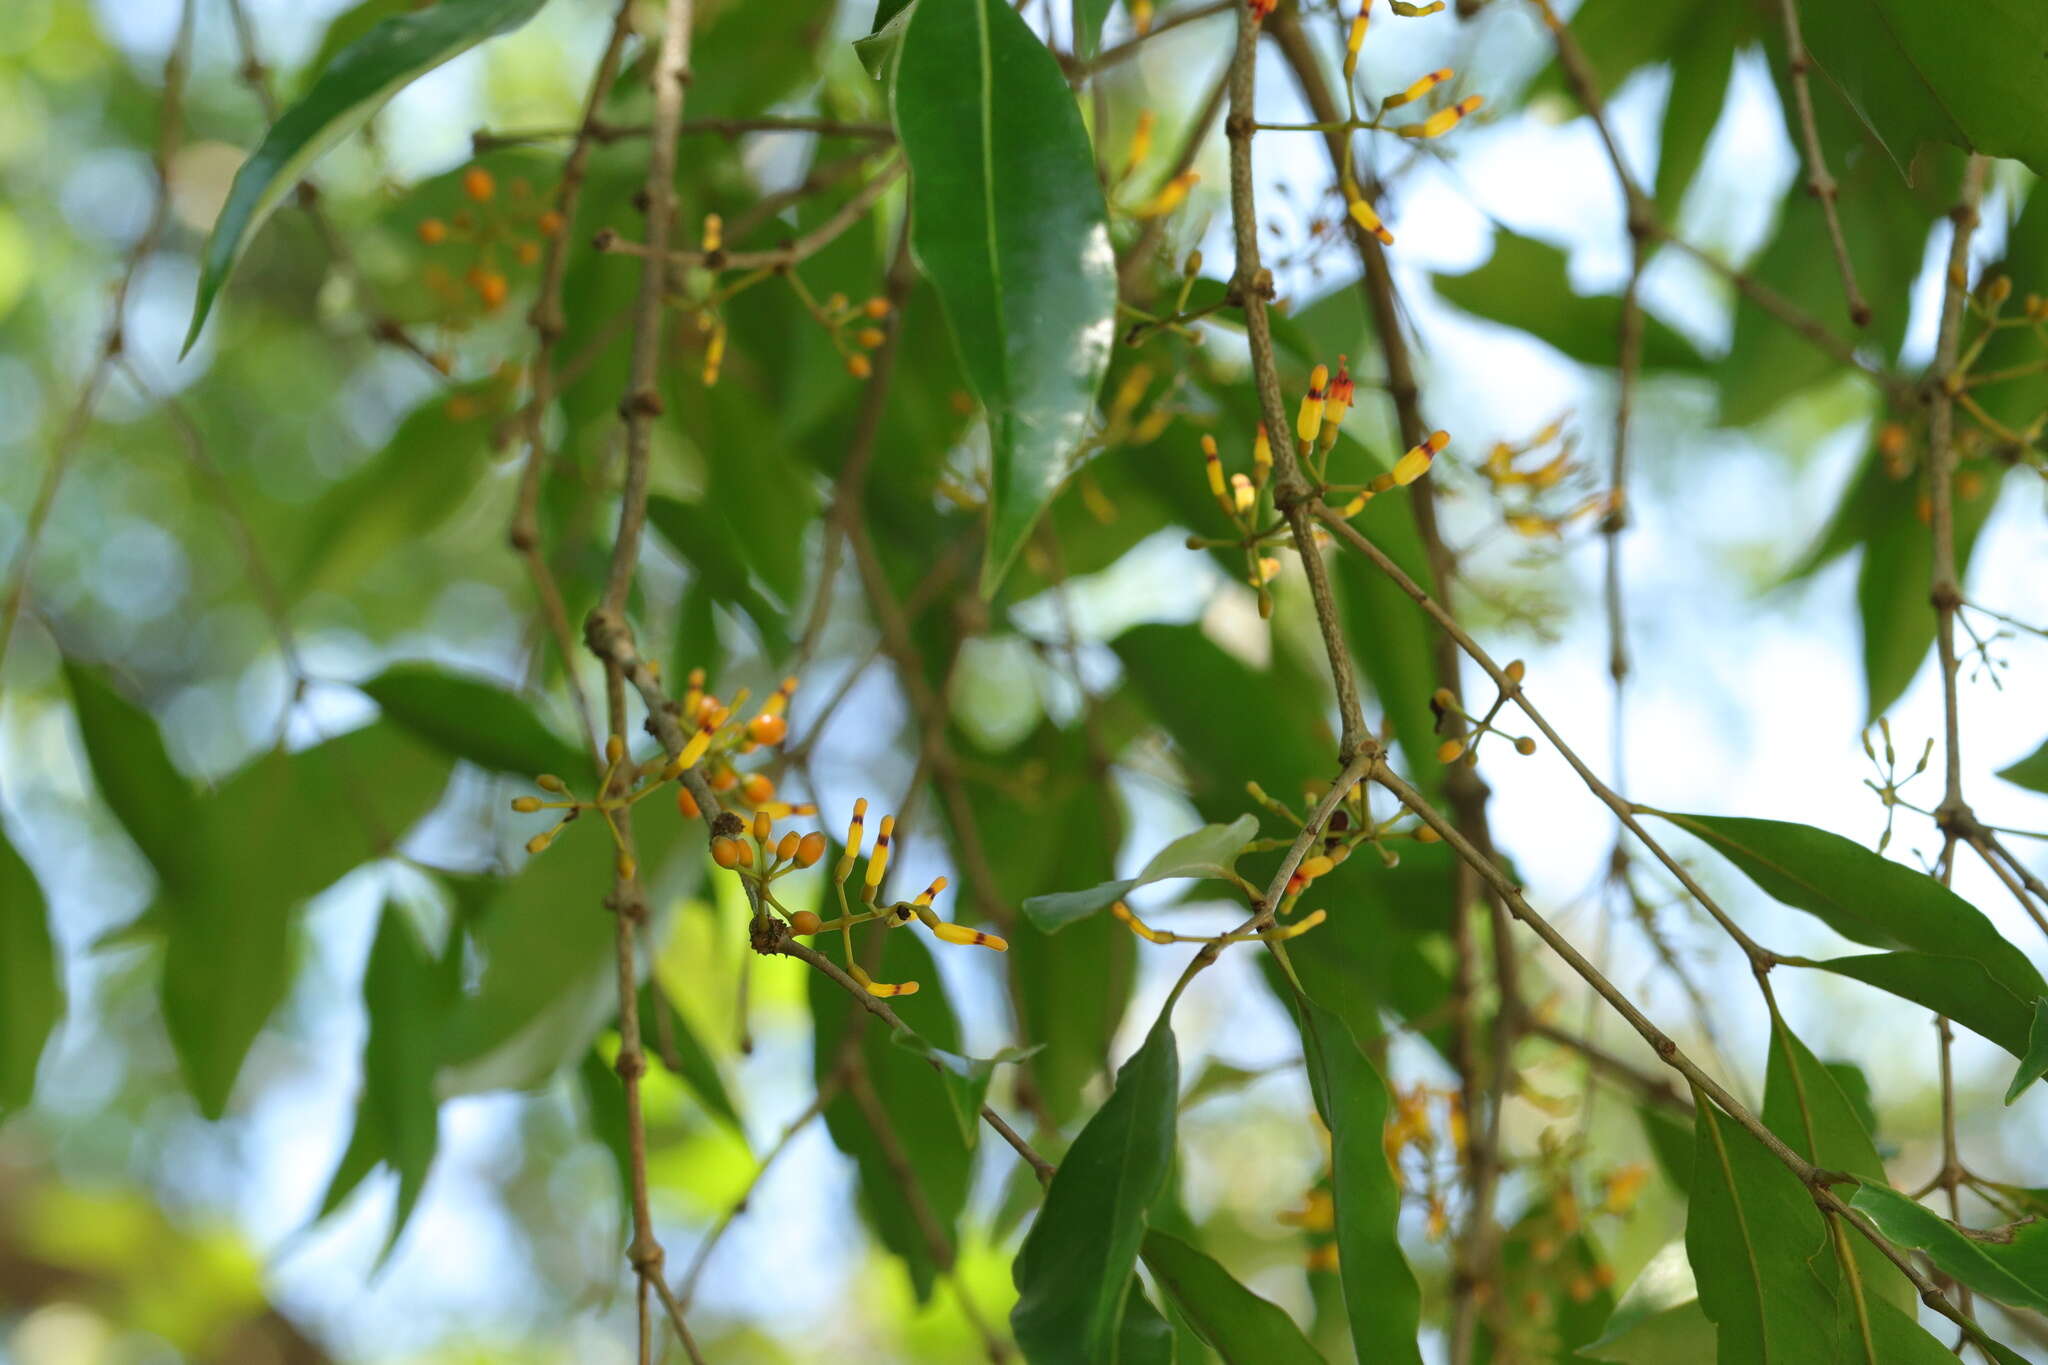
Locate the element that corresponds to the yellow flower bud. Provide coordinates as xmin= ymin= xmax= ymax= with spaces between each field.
xmin=537 ymin=774 xmax=568 ymax=793
xmin=1436 ymin=739 xmax=1465 ymax=764
xmin=1383 ymin=67 xmax=1452 ymax=110
xmin=511 ymin=796 xmax=542 ymax=813
xmin=1296 ymin=364 xmax=1330 ymax=442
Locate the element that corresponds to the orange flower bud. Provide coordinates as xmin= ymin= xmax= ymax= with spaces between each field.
xmin=711 ymin=836 xmax=742 ymax=868
xmin=516 ymin=240 xmax=541 ymax=266
xmin=846 ymin=352 xmax=872 ymax=380
xmin=857 ymin=327 xmax=886 ymax=349
xmin=863 ymin=297 xmax=891 ymax=319
xmin=789 ymin=910 xmax=822 ymax=935
xmin=1515 ymin=736 xmax=1537 ymax=755
xmin=463 ymin=166 xmax=495 ymax=203
xmin=1436 ymin=739 xmax=1465 ymax=763
xmin=741 ymin=773 xmax=775 ymax=807
xmin=797 ymin=831 xmax=827 ymax=867
xmin=777 ymin=831 xmax=801 ymax=862
xmin=747 ymin=712 xmax=788 ymax=746
xmin=417 ymin=217 xmax=448 ymax=245
xmin=676 ymin=786 xmax=700 ymax=819
xmin=537 ymin=210 xmax=565 ymax=237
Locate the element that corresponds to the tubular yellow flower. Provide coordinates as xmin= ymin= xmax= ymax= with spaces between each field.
xmin=1399 ymin=94 xmax=1483 ymax=139
xmin=1124 ymin=109 xmax=1156 ymax=176
xmin=849 ymin=964 xmax=918 ymax=998
xmin=834 ymin=798 xmax=868 ymax=882
xmin=1253 ymin=423 xmax=1272 ymax=484
xmin=863 ymin=814 xmax=895 ymax=901
xmin=1296 ymin=364 xmax=1329 ymax=442
xmin=701 ymin=213 xmax=722 ymax=254
xmin=1347 ymin=195 xmax=1395 ymax=246
xmin=702 ymin=319 xmax=726 ymax=387
xmin=1383 ymin=67 xmax=1452 ymax=110
xmin=1202 ymin=433 xmax=1228 ymax=508
xmin=1392 ymin=429 xmax=1449 ymax=485
xmin=931 ymin=922 xmax=1009 ymax=951
xmin=1135 ymin=171 xmax=1198 ymax=219
xmin=1231 ymin=472 xmax=1256 ymax=514
xmin=1343 ymin=6 xmax=1369 ymax=80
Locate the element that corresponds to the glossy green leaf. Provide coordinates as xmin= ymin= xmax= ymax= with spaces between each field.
xmin=637 ymin=982 xmax=741 ymax=1132
xmin=1140 ymin=1230 xmax=1323 ymax=1365
xmin=320 ymin=903 xmax=444 ymax=1261
xmin=1998 ymin=738 xmax=2048 ymax=795
xmin=1653 ymin=812 xmax=2046 ymax=1003
xmin=360 ymin=662 xmax=586 ymax=780
xmin=1760 ymin=1017 xmax=1914 ymax=1317
xmin=1432 ymin=228 xmax=1706 ymax=371
xmin=1638 ymin=1102 xmax=1696 ymax=1199
xmin=1333 ymin=493 xmax=1442 ymax=789
xmin=1012 ymin=1020 xmax=1178 ymax=1364
xmin=1073 ymin=0 xmax=1115 ymax=59
xmin=1119 ymin=1282 xmax=1178 ymax=1365
xmin=811 ymin=926 xmax=971 ymax=1303
xmin=1817 ymin=951 xmax=2034 ymax=1058
xmin=0 ymin=824 xmax=60 ymax=1112
xmin=1686 ymin=1101 xmax=1842 ymax=1361
xmin=1021 ymin=814 xmax=1258 ymax=932
xmin=893 ymin=0 xmax=1116 ymax=595
xmin=1800 ymin=0 xmax=2048 ymax=178
xmin=1850 ymin=1183 xmax=2048 ymax=1314
xmin=1294 ymin=998 xmax=1423 ymax=1365
xmin=2006 ymin=999 xmax=2048 ymax=1105
xmin=889 ymin=1028 xmax=1039 ymax=1147
xmin=183 ymin=0 xmax=551 ymax=353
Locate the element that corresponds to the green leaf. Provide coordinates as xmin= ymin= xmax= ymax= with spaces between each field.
xmin=321 ymin=903 xmax=444 ymax=1261
xmin=1799 ymin=0 xmax=2048 ymax=178
xmin=441 ymin=808 xmax=685 ymax=1093
xmin=2007 ymin=999 xmax=2048 ymax=1105
xmin=645 ymin=493 xmax=793 ymax=660
xmin=166 ymin=722 xmax=450 ymax=1117
xmin=889 ymin=1029 xmax=1039 ymax=1147
xmin=360 ymin=662 xmax=585 ymax=780
xmin=0 ymin=824 xmax=61 ymax=1112
xmin=182 ymin=0 xmax=551 ymax=353
xmin=1853 ymin=458 xmax=2001 ymax=717
xmin=63 ymin=661 xmax=205 ymax=894
xmin=637 ymin=982 xmax=742 ymax=1132
xmin=1968 ymin=183 xmax=2048 ymax=437
xmin=577 ymin=1044 xmax=634 ymax=1245
xmin=1113 ymin=624 xmax=1331 ymax=821
xmin=893 ymin=0 xmax=1117 ymax=595
xmin=1849 ymin=1183 xmax=2048 ymax=1315
xmin=1998 ymin=739 xmax=2048 ymax=795
xmin=1020 ymin=814 xmax=1259 ymax=932
xmin=1686 ymin=1101 xmax=1843 ymax=1361
xmin=1294 ymin=998 xmax=1423 ymax=1365
xmin=1638 ymin=1102 xmax=1696 ymax=1199
xmin=1652 ymin=812 xmax=2046 ymax=1003
xmin=1072 ymin=0 xmax=1115 ymax=59
xmin=1760 ymin=1017 xmax=1915 ymax=1317
xmin=1012 ymin=1020 xmax=1178 ymax=1364
xmin=1333 ymin=493 xmax=1442 ymax=789
xmin=1817 ymin=951 xmax=2035 ymax=1058
xmin=1432 ymin=228 xmax=1706 ymax=371
xmin=1580 ymin=1242 xmax=1715 ymax=1364
xmin=811 ymin=927 xmax=972 ymax=1303
xmin=1654 ymin=7 xmax=1736 ymax=216
xmin=1119 ymin=1282 xmax=1179 ymax=1365
xmin=1140 ymin=1230 xmax=1322 ymax=1364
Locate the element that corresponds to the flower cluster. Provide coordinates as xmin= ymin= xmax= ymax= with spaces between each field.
xmin=509 ymin=671 xmax=806 ymax=872
xmin=1431 ymin=659 xmax=1541 ymax=766
xmin=414 ymin=165 xmax=563 ymax=343
xmin=1475 ymin=417 xmax=1611 ymax=540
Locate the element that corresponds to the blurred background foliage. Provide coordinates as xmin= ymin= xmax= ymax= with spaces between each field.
xmin=1 ymin=0 xmax=2046 ymax=1361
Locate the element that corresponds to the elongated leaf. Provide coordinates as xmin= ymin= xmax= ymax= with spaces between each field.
xmin=646 ymin=494 xmax=793 ymax=660
xmin=361 ymin=662 xmax=586 ymax=779
xmin=1818 ymin=951 xmax=2034 ymax=1058
xmin=1850 ymin=1183 xmax=2048 ymax=1315
xmin=0 ymin=825 xmax=61 ymax=1112
xmin=811 ymin=927 xmax=972 ymax=1304
xmin=1119 ymin=1282 xmax=1177 ymax=1365
xmin=1760 ymin=1018 xmax=1914 ymax=1317
xmin=1654 ymin=7 xmax=1736 ymax=216
xmin=1333 ymin=491 xmax=1442 ymax=793
xmin=1581 ymin=1241 xmax=1714 ymax=1364
xmin=183 ymin=0 xmax=551 ymax=352
xmin=321 ymin=903 xmax=444 ymax=1260
xmin=1295 ymin=998 xmax=1423 ymax=1365
xmin=1800 ymin=0 xmax=2048 ymax=178
xmin=1432 ymin=229 xmax=1706 ymax=371
xmin=637 ymin=982 xmax=741 ymax=1132
xmin=1141 ymin=1230 xmax=1322 ymax=1365
xmin=167 ymin=722 xmax=450 ymax=1117
xmin=894 ymin=0 xmax=1116 ymax=595
xmin=889 ymin=1029 xmax=1038 ymax=1147
xmin=2005 ymin=999 xmax=2048 ymax=1105
xmin=1012 ymin=1020 xmax=1178 ymax=1364
xmin=1021 ymin=815 xmax=1258 ymax=932
xmin=1998 ymin=738 xmax=2048 ymax=796
xmin=63 ymin=661 xmax=204 ymax=894
xmin=1687 ymin=1101 xmax=1842 ymax=1361
xmin=1654 ymin=812 xmax=2046 ymax=1003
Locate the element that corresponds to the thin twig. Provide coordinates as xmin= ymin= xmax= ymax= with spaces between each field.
xmin=1775 ymin=0 xmax=1871 ymax=327
xmin=595 ymin=159 xmax=904 ymax=271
